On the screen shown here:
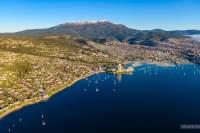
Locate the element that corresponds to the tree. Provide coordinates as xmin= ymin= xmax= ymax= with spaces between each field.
xmin=13 ymin=60 xmax=32 ymax=80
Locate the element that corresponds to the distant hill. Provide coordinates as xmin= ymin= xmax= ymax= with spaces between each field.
xmin=170 ymin=30 xmax=200 ymax=35
xmin=1 ymin=21 xmax=200 ymax=45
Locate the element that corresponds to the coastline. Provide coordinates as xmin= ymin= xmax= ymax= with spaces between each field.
xmin=0 ymin=61 xmax=194 ymax=120
xmin=0 ymin=71 xmax=102 ymax=120
xmin=130 ymin=60 xmax=192 ymax=67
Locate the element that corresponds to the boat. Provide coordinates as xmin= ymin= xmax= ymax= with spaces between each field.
xmin=42 ymin=121 xmax=46 ymax=126
xmin=19 ymin=118 xmax=22 ymax=122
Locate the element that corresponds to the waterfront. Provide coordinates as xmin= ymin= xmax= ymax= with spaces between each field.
xmin=1 ymin=64 xmax=200 ymax=133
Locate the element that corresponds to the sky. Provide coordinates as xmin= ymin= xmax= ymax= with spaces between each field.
xmin=0 ymin=0 xmax=200 ymax=32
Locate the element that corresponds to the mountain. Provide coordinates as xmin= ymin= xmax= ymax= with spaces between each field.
xmin=170 ymin=30 xmax=200 ymax=35
xmin=128 ymin=30 xmax=184 ymax=44
xmin=1 ymin=21 xmax=200 ymax=45
xmin=12 ymin=21 xmax=139 ymax=43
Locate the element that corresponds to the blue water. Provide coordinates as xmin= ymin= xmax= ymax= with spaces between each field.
xmin=1 ymin=64 xmax=200 ymax=133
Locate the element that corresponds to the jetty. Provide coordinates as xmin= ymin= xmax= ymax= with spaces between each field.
xmin=107 ymin=64 xmax=134 ymax=74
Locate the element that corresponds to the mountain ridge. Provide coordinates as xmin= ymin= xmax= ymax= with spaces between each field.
xmin=1 ymin=21 xmax=200 ymax=44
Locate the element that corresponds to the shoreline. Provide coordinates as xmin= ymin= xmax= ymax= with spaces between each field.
xmin=0 ymin=71 xmax=102 ymax=120
xmin=0 ymin=62 xmax=194 ymax=120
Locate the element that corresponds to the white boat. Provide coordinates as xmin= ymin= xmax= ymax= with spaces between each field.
xmin=42 ymin=121 xmax=46 ymax=126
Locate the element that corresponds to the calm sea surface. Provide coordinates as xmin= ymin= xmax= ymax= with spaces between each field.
xmin=1 ymin=64 xmax=200 ymax=133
